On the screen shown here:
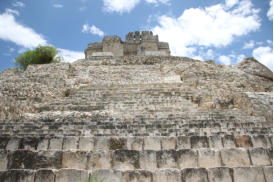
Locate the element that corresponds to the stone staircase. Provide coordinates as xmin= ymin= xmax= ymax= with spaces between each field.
xmin=0 ymin=56 xmax=272 ymax=182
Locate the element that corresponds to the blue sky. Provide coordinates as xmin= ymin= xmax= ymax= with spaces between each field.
xmin=0 ymin=0 xmax=273 ymax=71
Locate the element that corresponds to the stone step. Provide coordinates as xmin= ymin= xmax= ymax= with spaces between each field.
xmin=0 ymin=135 xmax=272 ymax=151
xmin=0 ymin=147 xmax=272 ymax=171
xmin=0 ymin=166 xmax=272 ymax=182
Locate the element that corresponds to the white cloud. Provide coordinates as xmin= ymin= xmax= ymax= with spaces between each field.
xmin=5 ymin=8 xmax=19 ymax=16
xmin=145 ymin=0 xmax=170 ymax=5
xmin=0 ymin=12 xmax=47 ymax=49
xmin=267 ymin=0 xmax=273 ymax=20
xmin=79 ymin=6 xmax=87 ymax=11
xmin=253 ymin=46 xmax=273 ymax=70
xmin=152 ymin=0 xmax=260 ymax=58
xmin=58 ymin=49 xmax=84 ymax=63
xmin=53 ymin=4 xmax=63 ymax=8
xmin=236 ymin=54 xmax=245 ymax=63
xmin=12 ymin=1 xmax=25 ymax=7
xmin=218 ymin=55 xmax=232 ymax=65
xmin=9 ymin=47 xmax=15 ymax=53
xmin=225 ymin=0 xmax=239 ymax=9
xmin=82 ymin=24 xmax=104 ymax=37
xmin=243 ymin=40 xmax=255 ymax=49
xmin=267 ymin=40 xmax=273 ymax=45
xmin=102 ymin=0 xmax=141 ymax=14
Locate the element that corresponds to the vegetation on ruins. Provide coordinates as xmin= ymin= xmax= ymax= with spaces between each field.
xmin=15 ymin=45 xmax=62 ymax=70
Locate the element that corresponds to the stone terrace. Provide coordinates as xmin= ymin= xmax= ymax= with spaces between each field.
xmin=0 ymin=55 xmax=273 ymax=182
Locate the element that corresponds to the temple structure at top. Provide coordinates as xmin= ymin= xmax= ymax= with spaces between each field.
xmin=85 ymin=31 xmax=170 ymax=58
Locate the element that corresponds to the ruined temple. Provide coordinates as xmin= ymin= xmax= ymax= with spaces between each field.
xmin=85 ymin=31 xmax=170 ymax=58
xmin=0 ymin=35 xmax=273 ymax=181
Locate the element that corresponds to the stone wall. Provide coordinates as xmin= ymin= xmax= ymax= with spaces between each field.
xmin=85 ymin=31 xmax=170 ymax=58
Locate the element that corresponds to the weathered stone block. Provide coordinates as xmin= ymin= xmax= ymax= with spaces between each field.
xmin=19 ymin=137 xmax=40 ymax=150
xmin=177 ymin=136 xmax=191 ymax=149
xmin=49 ymin=138 xmax=63 ymax=150
xmin=181 ymin=168 xmax=208 ymax=182
xmin=62 ymin=151 xmax=88 ymax=169
xmin=198 ymin=149 xmax=221 ymax=168
xmin=123 ymin=170 xmax=152 ymax=182
xmin=112 ymin=150 xmax=139 ymax=170
xmin=37 ymin=138 xmax=49 ymax=150
xmin=252 ymin=135 xmax=269 ymax=148
xmin=249 ymin=148 xmax=271 ymax=166
xmin=92 ymin=169 xmax=122 ymax=182
xmin=162 ymin=137 xmax=176 ymax=150
xmin=156 ymin=150 xmax=177 ymax=168
xmin=235 ymin=135 xmax=252 ymax=148
xmin=222 ymin=135 xmax=235 ymax=148
xmin=88 ymin=150 xmax=111 ymax=169
xmin=0 ymin=170 xmax=35 ymax=182
xmin=152 ymin=169 xmax=181 ymax=182
xmin=79 ymin=137 xmax=94 ymax=151
xmin=144 ymin=137 xmax=161 ymax=150
xmin=209 ymin=135 xmax=223 ymax=149
xmin=35 ymin=169 xmax=55 ymax=182
xmin=207 ymin=167 xmax=232 ymax=182
xmin=109 ymin=137 xmax=126 ymax=150
xmin=190 ymin=136 xmax=208 ymax=148
xmin=126 ymin=137 xmax=143 ymax=151
xmin=139 ymin=150 xmax=157 ymax=170
xmin=233 ymin=167 xmax=265 ymax=182
xmin=263 ymin=166 xmax=273 ymax=182
xmin=221 ymin=148 xmax=250 ymax=167
xmin=0 ymin=137 xmax=9 ymax=149
xmin=0 ymin=150 xmax=8 ymax=170
xmin=55 ymin=169 xmax=89 ymax=182
xmin=177 ymin=149 xmax=198 ymax=168
xmin=94 ymin=137 xmax=109 ymax=150
xmin=63 ymin=137 xmax=78 ymax=150
xmin=6 ymin=137 xmax=20 ymax=151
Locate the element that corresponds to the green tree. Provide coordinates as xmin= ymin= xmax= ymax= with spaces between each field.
xmin=15 ymin=45 xmax=63 ymax=70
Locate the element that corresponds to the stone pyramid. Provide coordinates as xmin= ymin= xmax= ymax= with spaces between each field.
xmin=0 ymin=34 xmax=273 ymax=182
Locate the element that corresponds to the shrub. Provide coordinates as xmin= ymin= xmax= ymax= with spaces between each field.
xmin=15 ymin=45 xmax=63 ymax=70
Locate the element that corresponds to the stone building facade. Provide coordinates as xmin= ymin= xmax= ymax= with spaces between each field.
xmin=85 ymin=31 xmax=170 ymax=58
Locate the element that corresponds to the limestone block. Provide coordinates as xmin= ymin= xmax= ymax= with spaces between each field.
xmin=91 ymin=52 xmax=114 ymax=57
xmin=62 ymin=151 xmax=88 ymax=169
xmin=209 ymin=135 xmax=223 ymax=149
xmin=93 ymin=169 xmax=122 ymax=182
xmin=0 ymin=150 xmax=8 ymax=170
xmin=152 ymin=169 xmax=181 ymax=182
xmin=233 ymin=167 xmax=265 ymax=182
xmin=235 ymin=135 xmax=252 ymax=148
xmin=94 ymin=137 xmax=109 ymax=150
xmin=109 ymin=137 xmax=126 ymax=150
xmin=207 ymin=167 xmax=233 ymax=182
xmin=161 ymin=137 xmax=176 ymax=150
xmin=126 ymin=137 xmax=143 ymax=151
xmin=222 ymin=135 xmax=235 ymax=148
xmin=198 ymin=149 xmax=221 ymax=168
xmin=144 ymin=137 xmax=161 ymax=150
xmin=157 ymin=150 xmax=177 ymax=168
xmin=139 ymin=150 xmax=157 ymax=170
xmin=0 ymin=170 xmax=35 ymax=182
xmin=35 ymin=169 xmax=55 ymax=182
xmin=177 ymin=149 xmax=198 ymax=168
xmin=37 ymin=138 xmax=49 ymax=150
xmin=6 ymin=137 xmax=20 ymax=151
xmin=268 ymin=148 xmax=273 ymax=163
xmin=144 ymin=51 xmax=168 ymax=56
xmin=252 ymin=135 xmax=269 ymax=148
xmin=63 ymin=137 xmax=78 ymax=150
xmin=49 ymin=138 xmax=63 ymax=150
xmin=249 ymin=148 xmax=271 ymax=166
xmin=190 ymin=136 xmax=208 ymax=148
xmin=79 ymin=137 xmax=94 ymax=150
xmin=181 ymin=168 xmax=208 ymax=182
xmin=0 ymin=137 xmax=9 ymax=149
xmin=263 ymin=166 xmax=273 ymax=182
xmin=221 ymin=148 xmax=250 ymax=167
xmin=112 ymin=150 xmax=139 ymax=170
xmin=123 ymin=170 xmax=152 ymax=182
xmin=177 ymin=136 xmax=191 ymax=149
xmin=55 ymin=169 xmax=89 ymax=182
xmin=19 ymin=137 xmax=40 ymax=150
xmin=88 ymin=150 xmax=111 ymax=169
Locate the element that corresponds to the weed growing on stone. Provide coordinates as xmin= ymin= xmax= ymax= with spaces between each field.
xmin=90 ymin=172 xmax=104 ymax=182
